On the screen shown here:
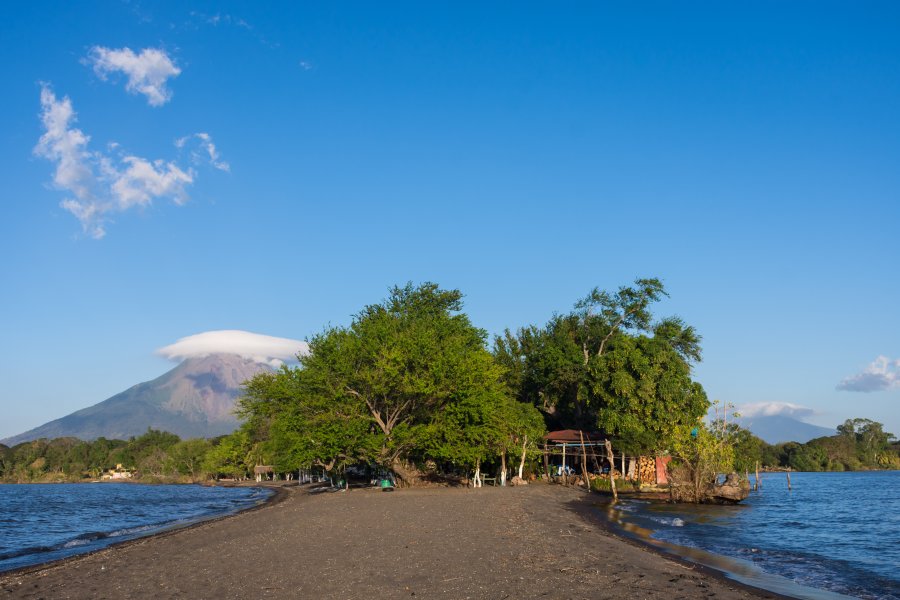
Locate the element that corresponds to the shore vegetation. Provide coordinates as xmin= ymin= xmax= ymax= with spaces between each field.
xmin=2 ymin=281 xmax=896 ymax=489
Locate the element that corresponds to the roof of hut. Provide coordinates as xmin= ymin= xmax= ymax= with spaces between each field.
xmin=543 ymin=429 xmax=605 ymax=443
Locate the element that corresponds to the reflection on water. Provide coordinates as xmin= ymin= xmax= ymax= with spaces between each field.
xmin=592 ymin=471 xmax=899 ymax=600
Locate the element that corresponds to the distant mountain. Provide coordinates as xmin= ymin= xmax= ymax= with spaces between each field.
xmin=739 ymin=415 xmax=835 ymax=445
xmin=1 ymin=354 xmax=272 ymax=445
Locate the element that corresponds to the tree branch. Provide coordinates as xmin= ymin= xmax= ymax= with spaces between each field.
xmin=347 ymin=387 xmax=390 ymax=435
xmin=597 ymin=307 xmax=638 ymax=357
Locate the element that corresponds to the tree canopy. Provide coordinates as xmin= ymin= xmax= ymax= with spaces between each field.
xmin=238 ymin=282 xmax=544 ymax=484
xmin=495 ymin=277 xmax=707 ymax=453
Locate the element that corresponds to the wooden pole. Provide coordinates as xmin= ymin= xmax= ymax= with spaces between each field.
xmin=755 ymin=460 xmax=761 ymax=491
xmin=604 ymin=439 xmax=618 ymax=502
xmin=579 ymin=431 xmax=591 ymax=492
xmin=542 ymin=444 xmax=550 ymax=480
xmin=562 ymin=443 xmax=568 ymax=486
xmin=786 ymin=468 xmax=792 ymax=491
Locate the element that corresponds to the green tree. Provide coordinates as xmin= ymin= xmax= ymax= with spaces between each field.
xmin=591 ymin=334 xmax=708 ymax=453
xmin=167 ymin=439 xmax=212 ymax=479
xmin=203 ymin=431 xmax=252 ymax=480
xmin=668 ymin=402 xmax=744 ymax=502
xmin=495 ymin=278 xmax=707 ymax=453
xmin=240 ymin=282 xmax=510 ymax=485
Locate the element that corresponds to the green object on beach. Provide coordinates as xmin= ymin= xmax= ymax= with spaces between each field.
xmin=380 ymin=479 xmax=394 ymax=489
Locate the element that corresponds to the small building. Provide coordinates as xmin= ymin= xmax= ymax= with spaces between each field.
xmin=542 ymin=430 xmax=671 ymax=486
xmin=254 ymin=465 xmax=274 ymax=482
xmin=101 ymin=463 xmax=134 ymax=480
xmin=542 ymin=430 xmax=608 ymax=478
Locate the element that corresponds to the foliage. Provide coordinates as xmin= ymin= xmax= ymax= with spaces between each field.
xmin=668 ymin=402 xmax=737 ymax=502
xmin=495 ymin=277 xmax=708 ymax=453
xmin=1 ymin=430 xmax=216 ymax=483
xmin=590 ymin=335 xmax=708 ymax=453
xmin=771 ymin=419 xmax=899 ymax=471
xmin=238 ymin=282 xmax=542 ymax=484
xmin=202 ymin=430 xmax=253 ymax=479
xmin=167 ymin=438 xmax=212 ymax=478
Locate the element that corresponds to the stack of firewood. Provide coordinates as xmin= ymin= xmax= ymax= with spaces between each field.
xmin=638 ymin=456 xmax=656 ymax=483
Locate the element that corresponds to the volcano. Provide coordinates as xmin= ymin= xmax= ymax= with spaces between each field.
xmin=1 ymin=354 xmax=273 ymax=444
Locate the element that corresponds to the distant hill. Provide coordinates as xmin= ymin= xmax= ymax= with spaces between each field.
xmin=740 ymin=415 xmax=834 ymax=445
xmin=1 ymin=354 xmax=272 ymax=445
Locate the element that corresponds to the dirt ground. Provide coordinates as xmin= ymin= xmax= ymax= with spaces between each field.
xmin=0 ymin=483 xmax=783 ymax=599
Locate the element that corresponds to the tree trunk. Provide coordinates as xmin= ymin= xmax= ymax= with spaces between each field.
xmin=604 ymin=439 xmax=618 ymax=502
xmin=473 ymin=460 xmax=482 ymax=488
xmin=390 ymin=458 xmax=425 ymax=488
xmin=518 ymin=435 xmax=528 ymax=479
xmin=579 ymin=431 xmax=590 ymax=492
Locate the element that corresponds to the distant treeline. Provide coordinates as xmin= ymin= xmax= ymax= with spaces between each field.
xmin=0 ymin=429 xmax=218 ymax=483
xmin=752 ymin=418 xmax=899 ymax=472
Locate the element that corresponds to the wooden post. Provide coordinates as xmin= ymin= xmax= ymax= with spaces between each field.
xmin=562 ymin=443 xmax=568 ymax=486
xmin=579 ymin=431 xmax=591 ymax=492
xmin=604 ymin=439 xmax=618 ymax=502
xmin=786 ymin=468 xmax=792 ymax=491
xmin=542 ymin=444 xmax=550 ymax=480
xmin=621 ymin=452 xmax=625 ymax=478
xmin=755 ymin=460 xmax=761 ymax=491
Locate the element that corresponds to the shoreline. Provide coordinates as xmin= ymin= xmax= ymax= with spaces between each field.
xmin=568 ymin=490 xmax=854 ymax=600
xmin=0 ymin=482 xmax=287 ymax=579
xmin=562 ymin=490 xmax=790 ymax=599
xmin=1 ymin=483 xmax=788 ymax=600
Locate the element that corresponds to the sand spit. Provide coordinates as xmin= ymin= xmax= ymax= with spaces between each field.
xmin=0 ymin=483 xmax=782 ymax=599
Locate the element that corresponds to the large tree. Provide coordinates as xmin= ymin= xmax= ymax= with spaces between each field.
xmin=495 ymin=277 xmax=707 ymax=453
xmin=240 ymin=282 xmax=519 ymax=485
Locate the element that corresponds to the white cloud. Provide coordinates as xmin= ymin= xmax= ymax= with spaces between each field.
xmin=157 ymin=330 xmax=309 ymax=367
xmin=738 ymin=402 xmax=819 ymax=419
xmin=34 ymin=86 xmax=96 ymax=208
xmin=35 ymin=85 xmax=222 ymax=238
xmin=176 ymin=132 xmax=230 ymax=172
xmin=111 ymin=156 xmax=193 ymax=208
xmin=837 ymin=356 xmax=900 ymax=392
xmin=87 ymin=46 xmax=181 ymax=106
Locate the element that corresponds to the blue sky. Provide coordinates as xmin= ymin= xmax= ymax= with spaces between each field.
xmin=1 ymin=1 xmax=898 ymax=439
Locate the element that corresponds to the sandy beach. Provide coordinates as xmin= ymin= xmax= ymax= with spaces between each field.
xmin=0 ymin=483 xmax=782 ymax=600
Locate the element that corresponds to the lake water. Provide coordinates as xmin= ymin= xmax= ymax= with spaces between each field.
xmin=0 ymin=483 xmax=271 ymax=574
xmin=599 ymin=471 xmax=899 ymax=600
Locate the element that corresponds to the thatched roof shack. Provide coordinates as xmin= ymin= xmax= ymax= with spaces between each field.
xmin=543 ymin=429 xmax=605 ymax=444
xmin=542 ymin=430 xmax=608 ymax=479
xmin=254 ymin=465 xmax=274 ymax=482
xmin=542 ymin=430 xmax=670 ymax=485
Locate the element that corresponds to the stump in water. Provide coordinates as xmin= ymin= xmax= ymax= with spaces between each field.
xmin=709 ymin=473 xmax=751 ymax=504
